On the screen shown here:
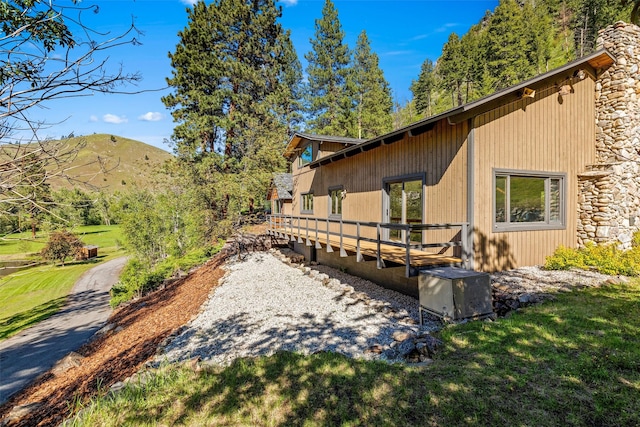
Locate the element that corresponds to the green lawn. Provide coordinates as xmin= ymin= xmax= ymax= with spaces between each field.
xmin=70 ymin=280 xmax=640 ymax=427
xmin=0 ymin=225 xmax=123 ymax=259
xmin=0 ymin=225 xmax=125 ymax=340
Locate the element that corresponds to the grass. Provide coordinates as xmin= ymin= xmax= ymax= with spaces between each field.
xmin=0 ymin=225 xmax=123 ymax=259
xmin=0 ymin=225 xmax=125 ymax=340
xmin=70 ymin=280 xmax=640 ymax=426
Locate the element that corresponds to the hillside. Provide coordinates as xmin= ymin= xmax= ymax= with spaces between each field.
xmin=49 ymin=134 xmax=174 ymax=193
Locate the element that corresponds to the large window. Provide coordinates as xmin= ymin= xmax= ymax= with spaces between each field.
xmin=301 ymin=193 xmax=313 ymax=214
xmin=329 ymin=186 xmax=343 ymax=217
xmin=494 ymin=170 xmax=565 ymax=231
xmin=299 ymin=144 xmax=313 ymax=167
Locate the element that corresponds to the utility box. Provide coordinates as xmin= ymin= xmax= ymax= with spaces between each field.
xmin=418 ymin=267 xmax=493 ymax=322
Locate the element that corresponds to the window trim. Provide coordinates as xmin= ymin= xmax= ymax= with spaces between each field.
xmin=328 ymin=185 xmax=344 ymax=218
xmin=301 ymin=192 xmax=314 ymax=214
xmin=493 ymin=169 xmax=566 ymax=232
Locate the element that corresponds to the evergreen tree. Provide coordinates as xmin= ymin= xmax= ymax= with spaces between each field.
xmin=304 ymin=0 xmax=353 ymax=136
xmin=411 ymin=58 xmax=436 ymax=117
xmin=163 ymin=0 xmax=298 ymax=221
xmin=484 ymin=0 xmax=533 ymax=91
xmin=352 ymin=30 xmax=393 ymax=139
xmin=437 ymin=33 xmax=466 ymax=106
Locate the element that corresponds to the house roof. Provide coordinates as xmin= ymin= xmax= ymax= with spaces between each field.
xmin=307 ymin=49 xmax=615 ymax=169
xmin=268 ymin=172 xmax=293 ymax=200
xmin=283 ymin=132 xmax=365 ymax=159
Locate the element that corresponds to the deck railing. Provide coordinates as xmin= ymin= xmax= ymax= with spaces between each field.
xmin=267 ymin=214 xmax=471 ymax=277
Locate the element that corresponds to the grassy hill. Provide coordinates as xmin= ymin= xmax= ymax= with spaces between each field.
xmin=49 ymin=134 xmax=174 ymax=193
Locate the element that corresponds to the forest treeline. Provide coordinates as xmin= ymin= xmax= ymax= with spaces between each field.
xmin=405 ymin=0 xmax=633 ymax=121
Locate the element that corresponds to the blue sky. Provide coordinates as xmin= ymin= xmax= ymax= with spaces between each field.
xmin=26 ymin=0 xmax=498 ymax=151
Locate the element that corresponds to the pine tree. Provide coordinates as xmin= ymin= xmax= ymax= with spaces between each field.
xmin=484 ymin=0 xmax=533 ymax=90
xmin=163 ymin=0 xmax=298 ymax=219
xmin=304 ymin=0 xmax=353 ymax=136
xmin=437 ymin=33 xmax=466 ymax=106
xmin=411 ymin=58 xmax=436 ymax=117
xmin=352 ymin=30 xmax=393 ymax=139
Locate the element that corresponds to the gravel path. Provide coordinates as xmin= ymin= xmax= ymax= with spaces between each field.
xmin=158 ymin=251 xmax=436 ymax=366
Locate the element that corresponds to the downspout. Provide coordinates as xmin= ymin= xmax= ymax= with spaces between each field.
xmin=466 ymin=118 xmax=475 ymax=270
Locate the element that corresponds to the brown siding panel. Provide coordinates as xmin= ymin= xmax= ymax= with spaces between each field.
xmin=473 ymin=77 xmax=596 ymax=270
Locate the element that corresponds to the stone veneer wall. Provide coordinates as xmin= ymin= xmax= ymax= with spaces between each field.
xmin=578 ymin=22 xmax=640 ymax=248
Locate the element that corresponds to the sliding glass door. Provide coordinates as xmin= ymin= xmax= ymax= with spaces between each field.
xmin=384 ymin=178 xmax=423 ymax=243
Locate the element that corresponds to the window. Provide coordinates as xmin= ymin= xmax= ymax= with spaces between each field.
xmin=301 ymin=193 xmax=314 ymax=214
xmin=494 ymin=170 xmax=565 ymax=231
xmin=299 ymin=144 xmax=313 ymax=167
xmin=273 ymin=200 xmax=281 ymax=214
xmin=329 ymin=186 xmax=343 ymax=217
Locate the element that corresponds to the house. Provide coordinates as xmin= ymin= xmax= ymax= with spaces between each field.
xmin=267 ymin=172 xmax=294 ymax=215
xmin=268 ymin=22 xmax=640 ymax=297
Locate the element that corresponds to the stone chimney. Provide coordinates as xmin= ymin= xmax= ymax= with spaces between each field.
xmin=578 ymin=22 xmax=640 ymax=248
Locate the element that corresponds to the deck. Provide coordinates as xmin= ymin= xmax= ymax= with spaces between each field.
xmin=267 ymin=215 xmax=469 ymax=277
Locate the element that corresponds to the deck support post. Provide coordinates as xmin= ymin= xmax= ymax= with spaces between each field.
xmin=297 ymin=216 xmax=303 ymax=244
xmin=405 ymin=225 xmax=411 ymax=278
xmin=314 ymin=218 xmax=322 ymax=249
xmin=376 ymin=224 xmax=385 ymax=269
xmin=326 ymin=219 xmax=333 ymax=253
xmin=305 ymin=217 xmax=312 ymax=246
xmin=356 ymin=222 xmax=363 ymax=262
xmin=339 ymin=220 xmax=348 ymax=257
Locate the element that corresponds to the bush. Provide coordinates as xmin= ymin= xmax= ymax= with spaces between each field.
xmin=41 ymin=231 xmax=84 ymax=266
xmin=545 ymin=234 xmax=640 ymax=276
xmin=110 ymin=242 xmax=223 ymax=307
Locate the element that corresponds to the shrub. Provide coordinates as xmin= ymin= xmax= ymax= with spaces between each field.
xmin=545 ymin=236 xmax=640 ymax=276
xmin=110 ymin=242 xmax=223 ymax=307
xmin=41 ymin=231 xmax=84 ymax=266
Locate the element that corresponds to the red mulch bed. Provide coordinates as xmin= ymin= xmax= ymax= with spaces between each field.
xmin=0 ymin=252 xmax=228 ymax=426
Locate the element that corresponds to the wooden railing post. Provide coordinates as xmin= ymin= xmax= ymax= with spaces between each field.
xmin=405 ymin=224 xmax=411 ymax=278
xmin=290 ymin=215 xmax=296 ymax=242
xmin=376 ymin=224 xmax=384 ymax=269
xmin=305 ymin=217 xmax=312 ymax=246
xmin=326 ymin=218 xmax=333 ymax=252
xmin=339 ymin=219 xmax=347 ymax=257
xmin=314 ymin=218 xmax=321 ymax=249
xmin=356 ymin=222 xmax=363 ymax=262
xmin=461 ymin=222 xmax=469 ymax=269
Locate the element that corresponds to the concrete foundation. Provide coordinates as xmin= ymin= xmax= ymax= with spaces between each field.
xmin=293 ymin=241 xmax=419 ymax=298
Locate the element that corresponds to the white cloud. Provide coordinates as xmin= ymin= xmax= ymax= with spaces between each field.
xmin=89 ymin=115 xmax=98 ymax=122
xmin=180 ymin=0 xmax=197 ymax=6
xmin=280 ymin=0 xmax=298 ymax=6
xmin=103 ymin=114 xmax=128 ymax=124
xmin=138 ymin=112 xmax=164 ymax=122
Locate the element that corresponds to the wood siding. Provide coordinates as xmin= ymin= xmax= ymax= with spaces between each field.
xmin=292 ymin=120 xmax=469 ymax=253
xmin=473 ymin=76 xmax=597 ymax=270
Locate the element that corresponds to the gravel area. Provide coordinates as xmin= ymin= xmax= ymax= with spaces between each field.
xmin=491 ymin=265 xmax=624 ymax=295
xmin=158 ymin=250 xmax=436 ymax=366
xmin=157 ymin=249 xmax=623 ymax=367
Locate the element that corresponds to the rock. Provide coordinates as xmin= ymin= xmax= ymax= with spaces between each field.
xmin=392 ymin=331 xmax=413 ymax=342
xmin=52 ymin=351 xmax=84 ymax=375
xmin=518 ymin=293 xmax=532 ymax=304
xmin=96 ymin=323 xmax=116 ymax=335
xmin=3 ymin=403 xmax=42 ymax=424
xmin=365 ymin=344 xmax=384 ymax=354
xmin=109 ymin=381 xmax=126 ymax=393
xmin=315 ymin=273 xmax=329 ymax=282
xmin=416 ymin=335 xmax=443 ymax=357
xmin=396 ymin=338 xmax=416 ymax=357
